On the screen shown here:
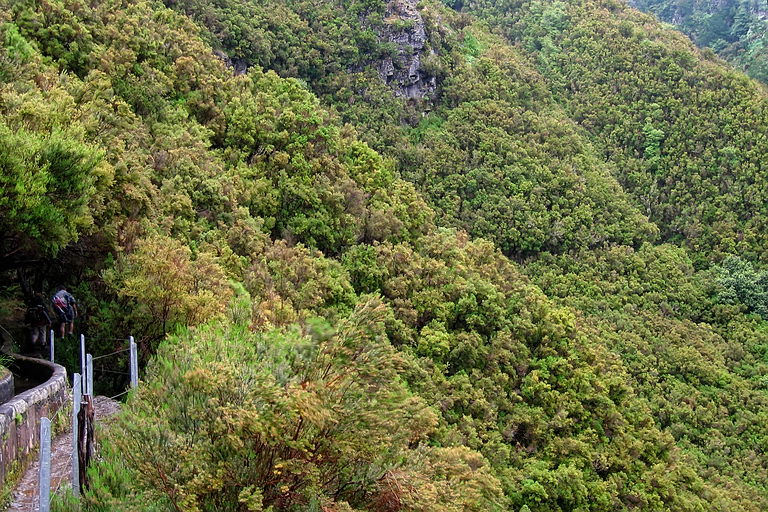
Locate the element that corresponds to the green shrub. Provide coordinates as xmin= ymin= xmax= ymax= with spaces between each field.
xmin=87 ymin=297 xmax=503 ymax=511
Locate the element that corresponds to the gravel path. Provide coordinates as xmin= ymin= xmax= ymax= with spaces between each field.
xmin=4 ymin=396 xmax=122 ymax=512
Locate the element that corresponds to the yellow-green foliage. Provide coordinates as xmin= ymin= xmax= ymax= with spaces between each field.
xmin=406 ymin=33 xmax=658 ymax=256
xmin=0 ymin=86 xmax=108 ymax=259
xmin=4 ymin=0 xmax=768 ymax=508
xmin=104 ymin=234 xmax=233 ymax=342
xmin=526 ymin=245 xmax=768 ymax=508
xmin=100 ymin=298 xmax=503 ymax=511
xmin=343 ymin=231 xmax=724 ymax=509
xmin=245 ymin=240 xmax=357 ymax=328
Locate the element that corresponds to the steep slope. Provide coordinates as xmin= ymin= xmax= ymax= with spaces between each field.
xmin=463 ymin=0 xmax=768 ymax=262
xmin=627 ymin=0 xmax=768 ymax=84
xmin=164 ymin=0 xmax=768 ymax=265
xmin=402 ymin=28 xmax=656 ymax=256
xmin=0 ymin=0 xmax=431 ymax=340
xmin=525 ymin=244 xmax=768 ymax=509
xmin=4 ymin=0 xmax=768 ymax=509
xmin=166 ymin=0 xmax=658 ymax=258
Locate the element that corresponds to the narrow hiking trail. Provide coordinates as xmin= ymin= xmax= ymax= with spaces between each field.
xmin=4 ymin=396 xmax=121 ymax=512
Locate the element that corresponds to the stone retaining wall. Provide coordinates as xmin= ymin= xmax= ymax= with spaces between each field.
xmin=0 ymin=355 xmax=68 ymax=485
xmin=0 ymin=370 xmax=13 ymax=406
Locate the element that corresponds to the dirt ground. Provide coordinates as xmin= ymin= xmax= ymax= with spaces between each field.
xmin=4 ymin=395 xmax=122 ymax=512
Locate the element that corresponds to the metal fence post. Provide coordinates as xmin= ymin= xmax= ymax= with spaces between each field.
xmin=86 ymin=354 xmax=93 ymax=397
xmin=38 ymin=417 xmax=51 ymax=512
xmin=72 ymin=373 xmax=81 ymax=498
xmin=130 ymin=336 xmax=138 ymax=389
xmin=49 ymin=330 xmax=55 ymax=363
xmin=80 ymin=335 xmax=86 ymax=395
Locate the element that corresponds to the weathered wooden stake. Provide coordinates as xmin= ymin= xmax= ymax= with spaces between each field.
xmin=38 ymin=417 xmax=51 ymax=512
xmin=72 ymin=373 xmax=81 ymax=498
xmin=77 ymin=396 xmax=95 ymax=494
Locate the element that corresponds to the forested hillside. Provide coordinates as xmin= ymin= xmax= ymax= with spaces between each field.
xmin=462 ymin=0 xmax=768 ymax=263
xmin=627 ymin=0 xmax=768 ymax=84
xmin=2 ymin=0 xmax=768 ymax=509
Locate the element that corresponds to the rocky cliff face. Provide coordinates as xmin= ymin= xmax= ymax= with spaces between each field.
xmin=376 ymin=0 xmax=437 ymax=100
xmin=213 ymin=50 xmax=248 ymax=76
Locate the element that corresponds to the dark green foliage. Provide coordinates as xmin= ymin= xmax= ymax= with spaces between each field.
xmin=0 ymin=0 xmax=432 ymax=393
xmin=222 ymin=69 xmax=432 ymax=254
xmin=460 ymin=0 xmax=768 ymax=260
xmin=9 ymin=0 xmax=97 ymax=77
xmin=413 ymin=96 xmax=656 ymax=255
xmin=525 ymin=245 xmax=768 ymax=507
xmin=162 ymin=0 xmax=387 ymax=83
xmin=717 ymin=256 xmax=768 ymax=320
xmin=341 ymin=231 xmax=729 ymax=509
xmin=628 ymin=0 xmax=768 ymax=85
xmin=0 ymin=23 xmax=34 ymax=82
xmin=153 ymin=0 xmax=660 ymax=258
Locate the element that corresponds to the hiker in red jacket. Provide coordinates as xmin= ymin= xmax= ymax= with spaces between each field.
xmin=52 ymin=286 xmax=77 ymax=337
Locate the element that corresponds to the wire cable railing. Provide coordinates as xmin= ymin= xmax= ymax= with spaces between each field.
xmin=94 ymin=368 xmax=131 ymax=376
xmin=108 ymin=388 xmax=131 ymax=401
xmin=91 ymin=346 xmax=130 ymax=361
xmin=21 ymin=334 xmax=140 ymax=511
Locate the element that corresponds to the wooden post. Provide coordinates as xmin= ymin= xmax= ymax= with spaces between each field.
xmin=77 ymin=396 xmax=95 ymax=494
xmin=38 ymin=417 xmax=51 ymax=512
xmin=72 ymin=373 xmax=81 ymax=498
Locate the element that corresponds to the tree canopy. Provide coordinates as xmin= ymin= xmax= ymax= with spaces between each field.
xmin=2 ymin=0 xmax=768 ymax=509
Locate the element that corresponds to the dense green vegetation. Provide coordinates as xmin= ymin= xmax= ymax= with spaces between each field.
xmin=401 ymin=34 xmax=657 ymax=256
xmin=2 ymin=0 xmax=768 ymax=509
xmin=628 ymin=0 xmax=768 ymax=84
xmin=89 ymin=299 xmax=504 ymax=511
xmin=447 ymin=0 xmax=768 ymax=264
xmin=525 ymin=245 xmax=768 ymax=508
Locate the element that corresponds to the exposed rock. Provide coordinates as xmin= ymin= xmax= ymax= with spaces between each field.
xmin=214 ymin=50 xmax=248 ymax=76
xmin=376 ymin=0 xmax=437 ymax=100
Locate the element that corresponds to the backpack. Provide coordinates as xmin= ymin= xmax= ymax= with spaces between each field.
xmin=53 ymin=294 xmax=67 ymax=314
xmin=25 ymin=304 xmax=50 ymax=326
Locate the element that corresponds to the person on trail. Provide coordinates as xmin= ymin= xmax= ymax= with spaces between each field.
xmin=25 ymin=292 xmax=51 ymax=350
xmin=52 ymin=286 xmax=77 ymax=338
